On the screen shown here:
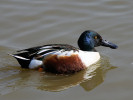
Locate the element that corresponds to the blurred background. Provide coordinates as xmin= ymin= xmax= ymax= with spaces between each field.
xmin=0 ymin=0 xmax=133 ymax=100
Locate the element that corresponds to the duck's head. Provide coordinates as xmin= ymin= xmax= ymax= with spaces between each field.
xmin=78 ymin=30 xmax=118 ymax=51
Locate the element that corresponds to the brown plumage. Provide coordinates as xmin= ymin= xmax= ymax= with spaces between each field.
xmin=43 ymin=54 xmax=86 ymax=74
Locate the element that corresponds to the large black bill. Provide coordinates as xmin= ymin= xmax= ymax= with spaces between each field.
xmin=101 ymin=40 xmax=118 ymax=49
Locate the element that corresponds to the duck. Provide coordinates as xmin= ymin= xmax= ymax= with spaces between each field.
xmin=10 ymin=30 xmax=118 ymax=74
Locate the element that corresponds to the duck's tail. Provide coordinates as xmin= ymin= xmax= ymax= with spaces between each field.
xmin=9 ymin=53 xmax=31 ymax=68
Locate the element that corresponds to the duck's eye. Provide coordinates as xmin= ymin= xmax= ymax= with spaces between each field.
xmin=94 ymin=36 xmax=97 ymax=39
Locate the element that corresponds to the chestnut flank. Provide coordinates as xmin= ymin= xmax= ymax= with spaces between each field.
xmin=43 ymin=54 xmax=86 ymax=74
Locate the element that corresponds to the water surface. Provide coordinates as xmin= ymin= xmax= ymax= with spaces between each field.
xmin=0 ymin=0 xmax=133 ymax=100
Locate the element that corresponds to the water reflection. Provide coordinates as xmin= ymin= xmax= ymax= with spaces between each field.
xmin=80 ymin=59 xmax=116 ymax=92
xmin=0 ymin=54 xmax=116 ymax=95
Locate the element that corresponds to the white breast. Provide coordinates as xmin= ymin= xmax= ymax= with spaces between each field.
xmin=77 ymin=50 xmax=100 ymax=67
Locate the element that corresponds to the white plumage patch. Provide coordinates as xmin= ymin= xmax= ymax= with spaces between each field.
xmin=40 ymin=46 xmax=53 ymax=49
xmin=77 ymin=50 xmax=100 ymax=67
xmin=29 ymin=59 xmax=43 ymax=69
xmin=55 ymin=50 xmax=75 ymax=57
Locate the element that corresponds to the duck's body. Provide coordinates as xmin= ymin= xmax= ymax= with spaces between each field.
xmin=10 ymin=30 xmax=118 ymax=74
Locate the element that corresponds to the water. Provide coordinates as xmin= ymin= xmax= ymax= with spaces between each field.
xmin=0 ymin=0 xmax=133 ymax=100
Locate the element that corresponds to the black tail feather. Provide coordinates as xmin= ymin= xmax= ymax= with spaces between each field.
xmin=9 ymin=54 xmax=31 ymax=68
xmin=15 ymin=57 xmax=31 ymax=68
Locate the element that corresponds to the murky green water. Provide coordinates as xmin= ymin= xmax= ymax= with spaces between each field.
xmin=0 ymin=0 xmax=133 ymax=100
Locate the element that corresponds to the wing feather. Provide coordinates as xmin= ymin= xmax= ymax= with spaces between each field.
xmin=14 ymin=44 xmax=78 ymax=60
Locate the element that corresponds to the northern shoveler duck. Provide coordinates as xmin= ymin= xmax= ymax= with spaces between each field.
xmin=10 ymin=30 xmax=118 ymax=74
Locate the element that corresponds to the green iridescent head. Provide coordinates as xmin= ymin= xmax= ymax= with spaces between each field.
xmin=78 ymin=30 xmax=118 ymax=51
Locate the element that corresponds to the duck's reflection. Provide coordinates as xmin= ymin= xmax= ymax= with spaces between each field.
xmin=0 ymin=56 xmax=116 ymax=95
xmin=80 ymin=56 xmax=116 ymax=92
